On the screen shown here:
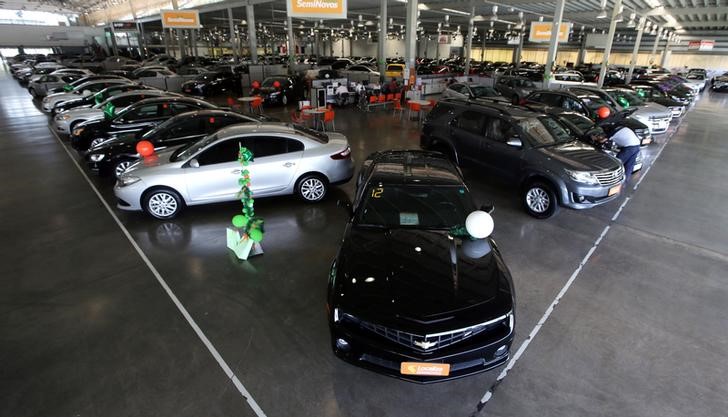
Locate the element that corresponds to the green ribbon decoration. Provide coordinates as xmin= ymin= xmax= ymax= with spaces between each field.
xmin=103 ymin=103 xmax=116 ymax=119
xmin=231 ymin=145 xmax=265 ymax=243
xmin=63 ymin=85 xmax=73 ymax=92
xmin=94 ymin=93 xmax=103 ymax=105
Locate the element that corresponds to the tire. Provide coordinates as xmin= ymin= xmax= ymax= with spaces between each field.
xmin=523 ymin=181 xmax=559 ymax=219
xmin=296 ymin=174 xmax=328 ymax=203
xmin=143 ymin=188 xmax=184 ymax=219
xmin=113 ymin=158 xmax=136 ymax=179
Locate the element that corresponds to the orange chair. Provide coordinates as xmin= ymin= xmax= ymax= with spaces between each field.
xmin=394 ymin=92 xmax=402 ymax=102
xmin=250 ymin=97 xmax=264 ymax=114
xmin=378 ymin=94 xmax=387 ymax=103
xmin=290 ymin=109 xmax=305 ymax=124
xmin=386 ymin=93 xmax=394 ymax=102
xmin=407 ymin=101 xmax=422 ymax=120
xmin=323 ymin=109 xmax=336 ymax=131
xmin=368 ymin=95 xmax=378 ymax=104
xmin=392 ymin=100 xmax=404 ymax=119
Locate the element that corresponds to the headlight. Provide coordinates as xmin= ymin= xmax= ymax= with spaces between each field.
xmin=333 ymin=307 xmax=341 ymax=322
xmin=56 ymin=114 xmax=71 ymax=121
xmin=72 ymin=127 xmax=84 ymax=136
xmin=89 ymin=153 xmax=105 ymax=162
xmin=117 ymin=175 xmax=141 ymax=187
xmin=565 ymin=169 xmax=600 ymax=185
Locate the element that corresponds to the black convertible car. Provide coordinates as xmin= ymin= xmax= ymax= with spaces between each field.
xmin=84 ymin=109 xmax=268 ymax=178
xmin=328 ymin=150 xmax=515 ymax=382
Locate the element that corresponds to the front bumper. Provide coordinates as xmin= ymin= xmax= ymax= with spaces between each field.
xmin=648 ymin=118 xmax=670 ymax=134
xmin=53 ymin=118 xmax=72 ymax=135
xmin=561 ymin=180 xmax=625 ymax=210
xmin=330 ymin=322 xmax=513 ymax=383
xmin=114 ymin=180 xmax=146 ymax=211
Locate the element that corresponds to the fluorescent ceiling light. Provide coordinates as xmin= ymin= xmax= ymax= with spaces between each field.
xmin=644 ymin=0 xmax=662 ymax=8
xmin=442 ymin=8 xmax=470 ymax=16
xmin=417 ymin=4 xmax=429 ymax=10
xmin=596 ymin=9 xmax=607 ymax=19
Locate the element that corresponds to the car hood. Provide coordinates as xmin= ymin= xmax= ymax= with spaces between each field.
xmin=535 ymin=140 xmax=621 ymax=171
xmin=63 ymin=108 xmax=104 ymax=119
xmin=336 ymin=228 xmax=512 ymax=330
xmin=46 ymin=92 xmax=79 ymax=104
xmin=631 ymin=102 xmax=671 ymax=118
xmin=125 ymin=147 xmax=182 ymax=174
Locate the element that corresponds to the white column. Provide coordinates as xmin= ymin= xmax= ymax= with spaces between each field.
xmin=597 ymin=0 xmax=623 ymax=88
xmin=404 ymin=0 xmax=418 ymax=84
xmin=543 ymin=0 xmax=566 ymax=82
xmin=378 ymin=0 xmax=387 ymax=82
xmin=626 ymin=17 xmax=646 ymax=83
xmin=464 ymin=7 xmax=475 ymax=75
xmin=246 ymin=5 xmax=258 ymax=64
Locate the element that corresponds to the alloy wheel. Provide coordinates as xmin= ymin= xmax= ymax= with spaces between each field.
xmin=526 ymin=187 xmax=550 ymax=214
xmin=114 ymin=161 xmax=133 ymax=178
xmin=300 ymin=177 xmax=325 ymax=201
xmin=148 ymin=192 xmax=179 ymax=218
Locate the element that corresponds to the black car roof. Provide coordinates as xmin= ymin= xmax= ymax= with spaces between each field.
xmin=439 ymin=97 xmax=540 ymax=118
xmin=366 ymin=150 xmax=465 ymax=186
xmin=131 ymin=96 xmax=215 ymax=107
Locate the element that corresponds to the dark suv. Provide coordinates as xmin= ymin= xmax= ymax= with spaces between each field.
xmin=329 ymin=150 xmax=515 ymax=382
xmin=421 ymin=99 xmax=625 ymax=218
xmin=524 ymin=89 xmax=652 ymax=146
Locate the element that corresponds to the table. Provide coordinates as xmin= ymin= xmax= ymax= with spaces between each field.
xmin=408 ymin=99 xmax=432 ymax=121
xmin=303 ymin=107 xmax=328 ymax=131
xmin=238 ymin=96 xmax=260 ymax=113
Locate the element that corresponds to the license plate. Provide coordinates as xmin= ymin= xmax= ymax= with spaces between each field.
xmin=400 ymin=362 xmax=450 ymax=376
xmin=608 ymin=184 xmax=621 ymax=196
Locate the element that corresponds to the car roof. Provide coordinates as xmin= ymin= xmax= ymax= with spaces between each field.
xmin=215 ymin=122 xmax=297 ymax=137
xmin=440 ymin=97 xmax=540 ymax=118
xmin=109 ymin=89 xmax=169 ymax=98
xmin=131 ymin=96 xmax=214 ymax=107
xmin=366 ymin=150 xmax=465 ymax=186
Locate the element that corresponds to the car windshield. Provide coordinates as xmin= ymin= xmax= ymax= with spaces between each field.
xmin=142 ymin=116 xmax=179 ymax=140
xmin=471 ymin=86 xmax=500 ymax=97
xmin=262 ymin=78 xmax=286 ymax=87
xmin=356 ymin=184 xmax=474 ymax=229
xmin=171 ymin=133 xmax=217 ymax=162
xmin=686 ymin=74 xmax=704 ymax=80
xmin=560 ymin=113 xmax=595 ymax=134
xmin=519 ymin=116 xmax=574 ymax=146
xmin=580 ymin=95 xmax=615 ymax=113
xmin=611 ymin=90 xmax=645 ymax=107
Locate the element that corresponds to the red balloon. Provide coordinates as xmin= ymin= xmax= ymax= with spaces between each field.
xmin=251 ymin=80 xmax=261 ymax=89
xmin=596 ymin=106 xmax=611 ymax=119
xmin=273 ymin=80 xmax=281 ymax=88
xmin=136 ymin=140 xmax=155 ymax=157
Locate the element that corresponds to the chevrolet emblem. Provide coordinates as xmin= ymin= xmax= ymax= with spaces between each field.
xmin=414 ymin=339 xmax=437 ymax=350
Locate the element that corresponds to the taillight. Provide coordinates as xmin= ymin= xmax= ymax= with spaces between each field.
xmin=330 ymin=146 xmax=351 ymax=160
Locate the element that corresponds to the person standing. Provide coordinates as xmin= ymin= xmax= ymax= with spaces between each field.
xmin=609 ymin=126 xmax=641 ymax=182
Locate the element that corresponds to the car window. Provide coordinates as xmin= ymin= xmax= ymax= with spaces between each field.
xmin=485 ymin=118 xmax=518 ymax=143
xmin=166 ymin=117 xmax=205 ymax=139
xmin=122 ymin=103 xmax=161 ymax=121
xmin=539 ymin=93 xmax=563 ymax=107
xmin=560 ymin=113 xmax=594 ymax=133
xmin=457 ymin=111 xmax=485 ymax=135
xmin=286 ymin=139 xmax=304 ymax=152
xmin=171 ymin=102 xmax=199 ymax=114
xmin=197 ymin=138 xmax=248 ymax=166
xmin=253 ymin=136 xmax=290 ymax=158
xmin=562 ymin=96 xmax=585 ymax=113
xmin=356 ymin=184 xmax=474 ymax=229
xmin=45 ymin=75 xmax=58 ymax=83
xmin=519 ymin=116 xmax=573 ymax=146
xmin=111 ymin=94 xmax=143 ymax=108
xmin=471 ymin=86 xmax=499 ymax=97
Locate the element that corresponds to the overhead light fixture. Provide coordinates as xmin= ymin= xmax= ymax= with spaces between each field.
xmin=442 ymin=8 xmax=470 ymax=16
xmin=417 ymin=4 xmax=429 ymax=10
xmin=538 ymin=16 xmax=543 ymax=22
xmin=444 ymin=14 xmax=450 ymax=27
xmin=626 ymin=12 xmax=636 ymax=28
xmin=644 ymin=0 xmax=661 ymax=8
xmin=491 ymin=5 xmax=498 ymax=21
xmin=596 ymin=0 xmax=607 ymax=19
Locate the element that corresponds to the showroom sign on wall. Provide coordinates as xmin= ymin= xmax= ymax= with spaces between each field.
xmin=287 ymin=0 xmax=347 ymax=19
xmin=528 ymin=22 xmax=571 ymax=43
xmin=688 ymin=40 xmax=714 ymax=51
xmin=161 ymin=10 xmax=201 ymax=29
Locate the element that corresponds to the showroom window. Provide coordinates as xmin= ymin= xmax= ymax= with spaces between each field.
xmin=0 ymin=10 xmax=71 ymax=26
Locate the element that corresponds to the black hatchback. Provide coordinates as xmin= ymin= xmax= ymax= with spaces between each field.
xmin=329 ymin=150 xmax=515 ymax=382
xmin=84 ymin=110 xmax=268 ymax=178
xmin=70 ymin=96 xmax=217 ymax=151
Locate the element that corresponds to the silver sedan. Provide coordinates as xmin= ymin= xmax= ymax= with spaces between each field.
xmin=114 ymin=123 xmax=355 ymax=219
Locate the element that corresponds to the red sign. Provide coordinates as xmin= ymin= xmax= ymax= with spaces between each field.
xmin=688 ymin=40 xmax=714 ymax=51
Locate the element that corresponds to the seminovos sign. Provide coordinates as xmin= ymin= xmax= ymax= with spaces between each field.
xmin=529 ymin=22 xmax=571 ymax=43
xmin=287 ymin=0 xmax=347 ymax=19
xmin=161 ymin=10 xmax=201 ymax=29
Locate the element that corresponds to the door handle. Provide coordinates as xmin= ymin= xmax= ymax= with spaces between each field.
xmin=231 ymin=169 xmax=241 ymax=174
xmin=283 ymin=162 xmax=295 ymax=168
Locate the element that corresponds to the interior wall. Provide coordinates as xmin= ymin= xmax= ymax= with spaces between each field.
xmin=0 ymin=24 xmax=103 ymax=47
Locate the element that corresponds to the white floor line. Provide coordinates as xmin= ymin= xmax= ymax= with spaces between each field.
xmin=49 ymin=129 xmax=267 ymax=417
xmin=476 ymin=119 xmax=680 ymax=412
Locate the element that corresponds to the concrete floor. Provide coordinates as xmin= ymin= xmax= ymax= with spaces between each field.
xmin=1 ymin=64 xmax=727 ymax=417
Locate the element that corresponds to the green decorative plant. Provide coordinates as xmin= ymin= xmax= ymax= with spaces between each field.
xmin=231 ymin=145 xmax=265 ymax=243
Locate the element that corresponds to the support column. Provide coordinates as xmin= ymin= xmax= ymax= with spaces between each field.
xmin=287 ymin=16 xmax=295 ymax=73
xmin=228 ymin=8 xmax=238 ymax=63
xmin=650 ymin=29 xmax=661 ymax=66
xmin=170 ymin=0 xmax=186 ymax=58
xmin=163 ymin=27 xmax=170 ymax=56
xmin=660 ymin=35 xmax=671 ymax=68
xmin=246 ymin=5 xmax=258 ymax=64
xmin=404 ymin=0 xmax=418 ymax=85
xmin=464 ymin=6 xmax=475 ymax=76
xmin=128 ymin=0 xmax=145 ymax=59
xmin=314 ymin=32 xmax=320 ymax=59
xmin=626 ymin=17 xmax=646 ymax=83
xmin=481 ymin=28 xmax=486 ymax=62
xmin=191 ymin=29 xmax=197 ymax=57
xmin=543 ymin=0 xmax=566 ymax=82
xmin=378 ymin=0 xmax=387 ymax=81
xmin=597 ymin=0 xmax=622 ymax=88
xmin=110 ymin=25 xmax=119 ymax=56
xmin=513 ymin=31 xmax=524 ymax=67
xmin=575 ymin=33 xmax=587 ymax=66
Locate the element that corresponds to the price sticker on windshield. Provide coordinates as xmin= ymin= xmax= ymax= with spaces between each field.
xmin=371 ymin=187 xmax=383 ymax=198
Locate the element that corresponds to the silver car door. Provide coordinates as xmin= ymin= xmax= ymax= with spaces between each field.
xmin=245 ymin=136 xmax=304 ymax=195
xmin=185 ymin=137 xmax=246 ymax=203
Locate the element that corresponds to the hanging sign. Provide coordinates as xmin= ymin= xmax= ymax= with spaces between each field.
xmin=688 ymin=40 xmax=714 ymax=51
xmin=528 ymin=22 xmax=571 ymax=43
xmin=161 ymin=10 xmax=201 ymax=29
xmin=287 ymin=0 xmax=347 ymax=19
xmin=438 ymin=34 xmax=450 ymax=44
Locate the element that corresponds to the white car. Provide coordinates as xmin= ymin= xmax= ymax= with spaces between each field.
xmin=42 ymin=79 xmax=130 ymax=112
xmin=684 ymin=73 xmax=707 ymax=93
xmin=115 ymin=123 xmax=354 ymax=219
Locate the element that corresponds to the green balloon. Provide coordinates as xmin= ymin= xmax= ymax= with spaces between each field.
xmin=249 ymin=228 xmax=263 ymax=242
xmin=232 ymin=214 xmax=248 ymax=228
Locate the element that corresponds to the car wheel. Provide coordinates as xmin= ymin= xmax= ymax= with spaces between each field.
xmin=297 ymin=174 xmax=328 ymax=202
xmin=144 ymin=188 xmax=183 ymax=219
xmin=523 ymin=181 xmax=558 ymax=219
xmin=282 ymin=94 xmax=289 ymax=106
xmin=113 ymin=158 xmax=135 ymax=179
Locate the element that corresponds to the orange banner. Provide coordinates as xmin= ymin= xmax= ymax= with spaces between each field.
xmin=288 ymin=0 xmax=347 ymax=19
xmin=161 ymin=10 xmax=201 ymax=29
xmin=529 ymin=22 xmax=571 ymax=43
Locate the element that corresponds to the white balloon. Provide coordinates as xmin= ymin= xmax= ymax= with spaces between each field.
xmin=465 ymin=210 xmax=494 ymax=239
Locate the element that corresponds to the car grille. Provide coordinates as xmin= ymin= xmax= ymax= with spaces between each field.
xmin=346 ymin=314 xmax=509 ymax=353
xmin=594 ymin=167 xmax=624 ymax=187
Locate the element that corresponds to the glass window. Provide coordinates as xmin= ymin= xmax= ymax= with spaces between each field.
xmin=457 ymin=111 xmax=485 ymax=135
xmin=356 ymin=184 xmax=474 ymax=229
xmin=254 ymin=136 xmax=289 ymax=158
xmin=471 ymin=86 xmax=500 ymax=97
xmin=197 ymin=138 xmax=248 ymax=166
xmin=171 ymin=103 xmax=197 ymax=114
xmin=486 ymin=118 xmax=517 ymax=143
xmin=166 ymin=118 xmax=205 ymax=139
xmin=519 ymin=116 xmax=573 ymax=146
xmin=123 ymin=104 xmax=160 ymax=121
xmin=287 ymin=139 xmax=304 ymax=152
xmin=562 ymin=97 xmax=585 ymax=113
xmin=44 ymin=75 xmax=58 ymax=83
xmin=539 ymin=93 xmax=563 ymax=107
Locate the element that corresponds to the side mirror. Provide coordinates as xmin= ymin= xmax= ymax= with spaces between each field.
xmin=506 ymin=137 xmax=523 ymax=148
xmin=81 ymin=89 xmax=92 ymax=96
xmin=188 ymin=158 xmax=200 ymax=168
xmin=337 ymin=199 xmax=353 ymax=217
